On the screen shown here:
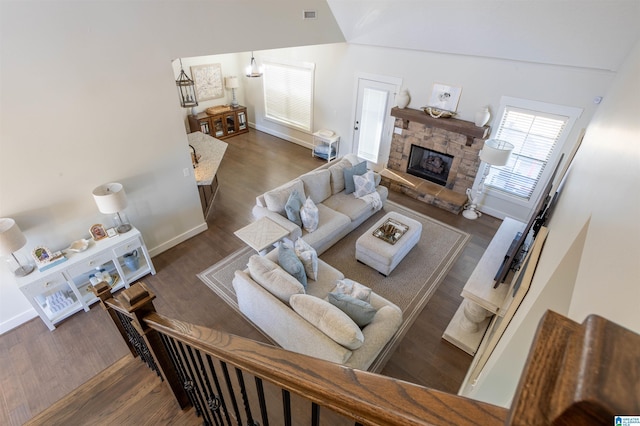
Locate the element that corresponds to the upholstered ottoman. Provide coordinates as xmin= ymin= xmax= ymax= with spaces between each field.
xmin=356 ymin=212 xmax=422 ymax=276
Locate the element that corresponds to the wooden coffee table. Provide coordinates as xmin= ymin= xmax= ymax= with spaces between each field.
xmin=234 ymin=217 xmax=289 ymax=254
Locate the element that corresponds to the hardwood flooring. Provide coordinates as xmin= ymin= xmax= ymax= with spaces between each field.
xmin=0 ymin=129 xmax=500 ymax=425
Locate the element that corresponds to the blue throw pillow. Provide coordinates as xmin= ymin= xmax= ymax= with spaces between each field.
xmin=343 ymin=161 xmax=367 ymax=194
xmin=284 ymin=189 xmax=305 ymax=227
xmin=328 ymin=292 xmax=376 ymax=327
xmin=278 ymin=244 xmax=307 ymax=289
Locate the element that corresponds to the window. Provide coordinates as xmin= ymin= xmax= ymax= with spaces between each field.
xmin=480 ymin=97 xmax=582 ymax=220
xmin=263 ymin=60 xmax=315 ymax=132
xmin=487 ymin=107 xmax=568 ymax=200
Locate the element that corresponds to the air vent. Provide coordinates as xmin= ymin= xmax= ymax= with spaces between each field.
xmin=303 ymin=10 xmax=317 ymax=19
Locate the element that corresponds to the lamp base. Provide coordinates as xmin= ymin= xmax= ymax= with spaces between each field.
xmin=462 ymin=208 xmax=481 ymax=220
xmin=13 ymin=264 xmax=35 ymax=277
xmin=116 ymin=224 xmax=132 ymax=233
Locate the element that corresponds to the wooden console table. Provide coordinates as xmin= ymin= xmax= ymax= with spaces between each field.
xmin=442 ymin=217 xmax=525 ymax=354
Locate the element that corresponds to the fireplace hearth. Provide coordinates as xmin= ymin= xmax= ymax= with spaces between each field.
xmin=406 ymin=145 xmax=453 ymax=186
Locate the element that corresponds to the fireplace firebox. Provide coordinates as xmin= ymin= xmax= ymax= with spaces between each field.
xmin=406 ymin=145 xmax=454 ymax=186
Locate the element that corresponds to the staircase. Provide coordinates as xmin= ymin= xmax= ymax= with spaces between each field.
xmin=25 ymin=355 xmax=200 ymax=425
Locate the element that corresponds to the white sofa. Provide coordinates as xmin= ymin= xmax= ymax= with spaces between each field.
xmin=232 ymin=248 xmax=403 ymax=370
xmin=252 ymin=154 xmax=388 ymax=255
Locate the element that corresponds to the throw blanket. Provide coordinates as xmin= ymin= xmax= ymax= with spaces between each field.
xmin=358 ymin=191 xmax=383 ymax=211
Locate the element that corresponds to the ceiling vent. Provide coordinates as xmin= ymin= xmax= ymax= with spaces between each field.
xmin=303 ymin=10 xmax=317 ymax=19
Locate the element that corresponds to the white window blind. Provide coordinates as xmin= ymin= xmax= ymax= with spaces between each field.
xmin=263 ymin=61 xmax=315 ymax=132
xmin=486 ymin=106 xmax=568 ymax=200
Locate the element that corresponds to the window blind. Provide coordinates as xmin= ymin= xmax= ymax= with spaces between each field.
xmin=486 ymin=106 xmax=568 ymax=200
xmin=263 ymin=61 xmax=314 ymax=132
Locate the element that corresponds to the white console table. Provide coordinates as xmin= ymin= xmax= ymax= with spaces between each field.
xmin=15 ymin=227 xmax=155 ymax=330
xmin=443 ymin=217 xmax=525 ymax=354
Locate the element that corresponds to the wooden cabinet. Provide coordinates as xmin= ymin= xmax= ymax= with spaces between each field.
xmin=188 ymin=105 xmax=248 ymax=140
xmin=16 ymin=227 xmax=155 ymax=330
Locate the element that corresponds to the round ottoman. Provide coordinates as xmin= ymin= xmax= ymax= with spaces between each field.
xmin=356 ymin=211 xmax=422 ymax=276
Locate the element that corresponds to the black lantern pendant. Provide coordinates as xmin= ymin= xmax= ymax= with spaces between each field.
xmin=176 ymin=59 xmax=198 ymax=108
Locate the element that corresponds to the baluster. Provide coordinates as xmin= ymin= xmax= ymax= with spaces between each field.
xmin=235 ymin=368 xmax=259 ymax=426
xmin=195 ymin=350 xmax=224 ymax=426
xmin=255 ymin=377 xmax=269 ymax=426
xmin=185 ymin=345 xmax=216 ymax=426
xmin=220 ymin=361 xmax=244 ymax=426
xmin=161 ymin=334 xmax=199 ymax=416
xmin=174 ymin=340 xmax=206 ymax=420
xmin=311 ymin=403 xmax=320 ymax=426
xmin=282 ymin=389 xmax=291 ymax=426
xmin=207 ymin=355 xmax=233 ymax=426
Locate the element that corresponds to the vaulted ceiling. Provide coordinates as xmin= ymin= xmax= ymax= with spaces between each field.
xmin=326 ymin=1 xmax=640 ymax=71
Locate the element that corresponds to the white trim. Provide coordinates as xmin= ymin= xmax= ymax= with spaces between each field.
xmin=147 ymin=222 xmax=208 ymax=258
xmin=0 ymin=308 xmax=37 ymax=335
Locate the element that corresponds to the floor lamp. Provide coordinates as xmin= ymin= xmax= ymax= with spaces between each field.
xmin=463 ymin=139 xmax=514 ymax=220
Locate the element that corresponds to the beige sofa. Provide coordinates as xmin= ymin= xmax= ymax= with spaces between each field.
xmin=232 ymin=248 xmax=402 ymax=370
xmin=252 ymin=154 xmax=388 ymax=255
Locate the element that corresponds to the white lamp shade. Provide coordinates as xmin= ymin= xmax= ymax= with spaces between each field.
xmin=225 ymin=76 xmax=239 ymax=89
xmin=92 ymin=182 xmax=128 ymax=214
xmin=0 ymin=218 xmax=27 ymax=256
xmin=479 ymin=139 xmax=515 ymax=166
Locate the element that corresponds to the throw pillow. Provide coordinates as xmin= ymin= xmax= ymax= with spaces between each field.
xmin=284 ymin=189 xmax=305 ymax=227
xmin=328 ymin=292 xmax=377 ymax=327
xmin=247 ymin=255 xmax=305 ymax=303
xmin=290 ymin=294 xmax=364 ymax=350
xmin=278 ymin=244 xmax=307 ymax=289
xmin=300 ymin=169 xmax=331 ymax=204
xmin=264 ymin=179 xmax=305 ymax=216
xmin=343 ymin=161 xmax=367 ymax=194
xmin=294 ymin=237 xmax=318 ymax=281
xmin=335 ymin=278 xmax=372 ymax=302
xmin=328 ymin=158 xmax=353 ymax=194
xmin=353 ymin=171 xmax=376 ymax=198
xmin=300 ymin=197 xmax=319 ymax=233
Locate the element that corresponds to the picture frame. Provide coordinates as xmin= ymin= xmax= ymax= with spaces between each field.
xmin=428 ymin=83 xmax=462 ymax=113
xmin=90 ymin=224 xmax=107 ymax=241
xmin=32 ymin=245 xmax=53 ymax=263
xmin=106 ymin=227 xmax=118 ymax=238
xmin=190 ymin=63 xmax=224 ymax=102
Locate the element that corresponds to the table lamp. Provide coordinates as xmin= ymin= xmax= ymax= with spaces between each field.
xmin=0 ymin=218 xmax=35 ymax=276
xmin=463 ymin=139 xmax=514 ymax=220
xmin=225 ymin=76 xmax=239 ymax=107
xmin=92 ymin=182 xmax=132 ymax=233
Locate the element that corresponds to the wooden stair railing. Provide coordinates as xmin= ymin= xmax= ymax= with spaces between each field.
xmin=95 ymin=282 xmax=639 ymax=426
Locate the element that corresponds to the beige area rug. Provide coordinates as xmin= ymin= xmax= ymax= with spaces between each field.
xmin=197 ymin=200 xmax=470 ymax=371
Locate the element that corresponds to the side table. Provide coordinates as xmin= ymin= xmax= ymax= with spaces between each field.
xmin=234 ymin=217 xmax=289 ymax=254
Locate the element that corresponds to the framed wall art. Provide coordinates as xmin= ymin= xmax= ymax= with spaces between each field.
xmin=190 ymin=63 xmax=224 ymax=102
xmin=428 ymin=83 xmax=462 ymax=113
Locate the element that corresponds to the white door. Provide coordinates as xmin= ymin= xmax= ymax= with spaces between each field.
xmin=352 ymin=74 xmax=400 ymax=171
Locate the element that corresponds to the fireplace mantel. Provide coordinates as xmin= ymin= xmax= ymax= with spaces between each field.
xmin=391 ymin=107 xmax=490 ymax=146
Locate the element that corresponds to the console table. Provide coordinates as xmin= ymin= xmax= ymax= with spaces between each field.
xmin=442 ymin=217 xmax=525 ymax=354
xmin=15 ymin=227 xmax=155 ymax=330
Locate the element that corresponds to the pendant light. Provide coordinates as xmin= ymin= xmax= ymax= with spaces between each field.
xmin=176 ymin=58 xmax=198 ymax=107
xmin=245 ymin=51 xmax=263 ymax=78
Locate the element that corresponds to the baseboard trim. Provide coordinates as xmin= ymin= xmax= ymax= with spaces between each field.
xmin=147 ymin=222 xmax=209 ymax=258
xmin=0 ymin=308 xmax=37 ymax=335
xmin=250 ymin=123 xmax=313 ymax=150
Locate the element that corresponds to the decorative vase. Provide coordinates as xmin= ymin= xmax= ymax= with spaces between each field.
xmin=475 ymin=106 xmax=491 ymax=127
xmin=396 ymin=89 xmax=410 ymax=109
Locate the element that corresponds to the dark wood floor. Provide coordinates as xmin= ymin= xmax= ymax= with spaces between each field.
xmin=0 ymin=129 xmax=501 ymax=425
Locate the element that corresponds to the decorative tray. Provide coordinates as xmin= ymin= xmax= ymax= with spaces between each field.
xmin=373 ymin=218 xmax=409 ymax=245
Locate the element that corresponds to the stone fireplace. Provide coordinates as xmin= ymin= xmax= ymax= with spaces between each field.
xmin=380 ymin=107 xmax=490 ymax=214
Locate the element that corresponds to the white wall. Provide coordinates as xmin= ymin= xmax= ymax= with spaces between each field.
xmin=0 ymin=0 xmax=344 ymax=333
xmin=465 ymin=40 xmax=640 ymax=407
